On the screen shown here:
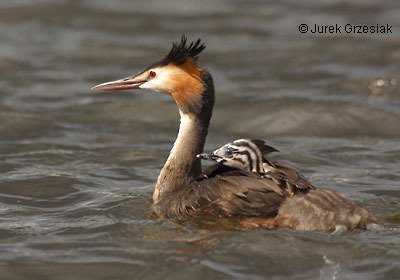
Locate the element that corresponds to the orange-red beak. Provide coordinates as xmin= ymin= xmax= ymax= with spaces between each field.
xmin=91 ymin=76 xmax=147 ymax=91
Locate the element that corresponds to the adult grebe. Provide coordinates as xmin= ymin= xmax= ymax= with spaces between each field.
xmin=92 ymin=36 xmax=376 ymax=232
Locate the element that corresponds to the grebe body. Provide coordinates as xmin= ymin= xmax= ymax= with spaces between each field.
xmin=92 ymin=36 xmax=376 ymax=232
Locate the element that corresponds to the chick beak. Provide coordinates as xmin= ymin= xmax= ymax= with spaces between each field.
xmin=91 ymin=76 xmax=147 ymax=91
xmin=196 ymin=153 xmax=224 ymax=162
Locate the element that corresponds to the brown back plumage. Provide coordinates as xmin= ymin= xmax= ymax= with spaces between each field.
xmin=154 ymin=166 xmax=286 ymax=220
xmin=154 ymin=163 xmax=376 ymax=231
xmin=189 ymin=139 xmax=376 ymax=231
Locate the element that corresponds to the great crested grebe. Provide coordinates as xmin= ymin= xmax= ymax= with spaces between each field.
xmin=92 ymin=36 xmax=376 ymax=232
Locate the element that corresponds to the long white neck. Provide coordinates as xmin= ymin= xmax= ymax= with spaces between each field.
xmin=153 ymin=70 xmax=214 ymax=204
xmin=153 ymin=110 xmax=209 ymax=203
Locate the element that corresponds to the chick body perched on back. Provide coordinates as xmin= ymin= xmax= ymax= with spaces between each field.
xmin=197 ymin=139 xmax=312 ymax=195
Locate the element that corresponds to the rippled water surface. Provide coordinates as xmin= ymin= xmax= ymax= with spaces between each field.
xmin=1 ymin=0 xmax=400 ymax=279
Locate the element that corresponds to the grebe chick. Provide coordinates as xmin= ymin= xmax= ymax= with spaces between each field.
xmin=197 ymin=139 xmax=278 ymax=173
xmin=197 ymin=139 xmax=313 ymax=195
xmin=92 ymin=35 xmax=376 ymax=232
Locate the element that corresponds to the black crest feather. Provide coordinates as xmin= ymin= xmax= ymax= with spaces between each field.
xmin=159 ymin=35 xmax=206 ymax=66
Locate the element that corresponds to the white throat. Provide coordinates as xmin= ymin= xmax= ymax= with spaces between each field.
xmin=168 ymin=110 xmax=194 ymax=161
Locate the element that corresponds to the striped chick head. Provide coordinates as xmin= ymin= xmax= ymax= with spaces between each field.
xmin=197 ymin=139 xmax=277 ymax=173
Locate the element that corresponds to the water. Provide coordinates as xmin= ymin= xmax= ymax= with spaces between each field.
xmin=1 ymin=0 xmax=400 ymax=279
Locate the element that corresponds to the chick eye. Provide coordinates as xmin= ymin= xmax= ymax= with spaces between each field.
xmin=149 ymin=71 xmax=157 ymax=78
xmin=226 ymin=147 xmax=239 ymax=155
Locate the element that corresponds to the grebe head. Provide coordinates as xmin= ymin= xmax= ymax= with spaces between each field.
xmin=197 ymin=139 xmax=278 ymax=173
xmin=91 ymin=35 xmax=211 ymax=115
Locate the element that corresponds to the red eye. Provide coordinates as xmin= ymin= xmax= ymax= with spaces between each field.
xmin=149 ymin=71 xmax=156 ymax=78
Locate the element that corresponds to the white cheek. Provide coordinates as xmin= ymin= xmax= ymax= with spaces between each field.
xmin=139 ymin=74 xmax=171 ymax=94
xmin=140 ymin=80 xmax=161 ymax=92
